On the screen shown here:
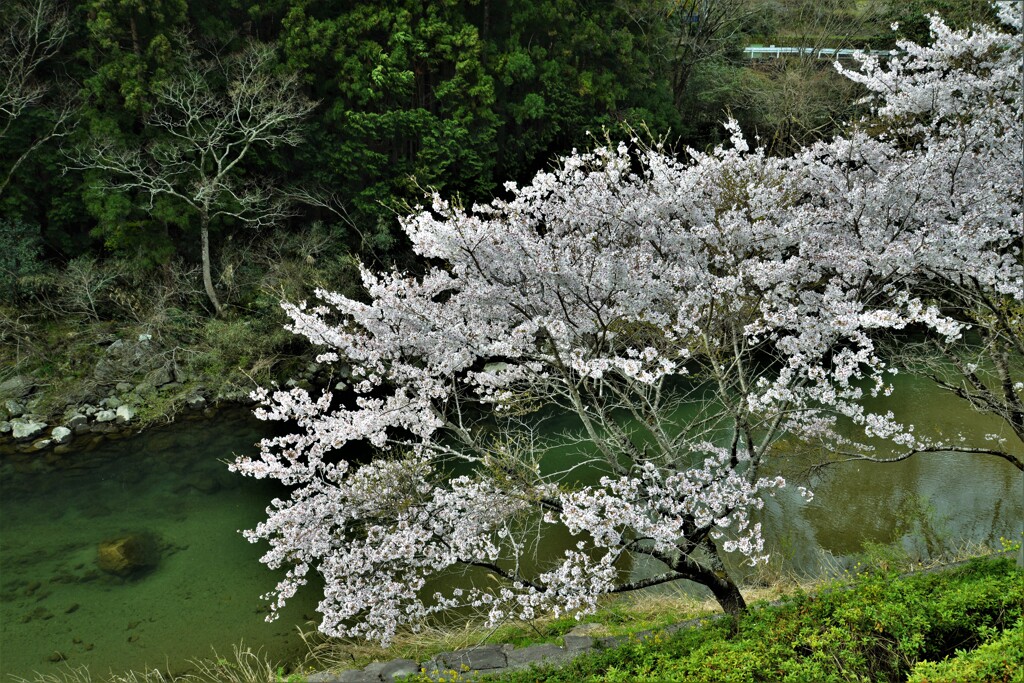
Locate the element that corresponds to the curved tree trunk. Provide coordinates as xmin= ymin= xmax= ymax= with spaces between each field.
xmin=669 ymin=541 xmax=749 ymax=618
xmin=706 ymin=572 xmax=747 ymax=616
xmin=200 ymin=214 xmax=223 ymax=317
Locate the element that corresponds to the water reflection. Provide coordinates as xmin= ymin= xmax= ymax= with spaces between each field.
xmin=761 ymin=373 xmax=1023 ymax=575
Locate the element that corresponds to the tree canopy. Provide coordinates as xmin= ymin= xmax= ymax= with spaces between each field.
xmin=233 ymin=4 xmax=1022 ymax=644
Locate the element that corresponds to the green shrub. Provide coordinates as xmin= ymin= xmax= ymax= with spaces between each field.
xmin=488 ymin=558 xmax=1023 ymax=683
xmin=908 ymin=619 xmax=1023 ymax=683
xmin=0 ymin=217 xmax=47 ymax=303
xmin=190 ymin=314 xmax=299 ymax=388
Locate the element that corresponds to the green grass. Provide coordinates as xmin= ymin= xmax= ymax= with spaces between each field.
xmin=468 ymin=557 xmax=1024 ymax=683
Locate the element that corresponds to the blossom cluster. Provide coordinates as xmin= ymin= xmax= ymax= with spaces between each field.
xmin=234 ymin=5 xmax=1022 ymax=645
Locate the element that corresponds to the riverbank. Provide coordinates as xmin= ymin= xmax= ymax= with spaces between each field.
xmin=0 ymin=316 xmax=343 ymax=458
xmin=0 ymin=236 xmax=363 ymax=457
xmin=7 ymin=551 xmax=1021 ymax=683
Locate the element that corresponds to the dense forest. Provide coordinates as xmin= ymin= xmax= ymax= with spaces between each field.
xmin=0 ymin=0 xmax=1000 ymax=420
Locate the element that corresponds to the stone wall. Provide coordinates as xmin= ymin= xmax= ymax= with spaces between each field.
xmin=304 ymin=616 xmax=722 ymax=682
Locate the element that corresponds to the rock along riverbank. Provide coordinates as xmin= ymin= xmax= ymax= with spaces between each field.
xmin=0 ymin=332 xmax=344 ymax=458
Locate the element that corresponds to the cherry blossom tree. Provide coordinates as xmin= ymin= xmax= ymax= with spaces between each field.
xmin=815 ymin=2 xmax=1024 ymax=472
xmin=234 ymin=4 xmax=1022 ymax=643
xmin=230 ymin=133 xmax=928 ymax=643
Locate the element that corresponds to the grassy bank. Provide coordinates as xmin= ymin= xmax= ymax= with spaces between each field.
xmin=13 ymin=550 xmax=1019 ymax=683
xmin=472 ymin=556 xmax=1023 ymax=683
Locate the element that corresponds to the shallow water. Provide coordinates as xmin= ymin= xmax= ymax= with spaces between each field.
xmin=0 ymin=376 xmax=1021 ymax=679
xmin=0 ymin=411 xmax=320 ymax=679
xmin=767 ymin=373 xmax=1023 ymax=572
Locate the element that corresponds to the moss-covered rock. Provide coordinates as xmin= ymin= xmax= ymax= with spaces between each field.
xmin=96 ymin=532 xmax=160 ymax=577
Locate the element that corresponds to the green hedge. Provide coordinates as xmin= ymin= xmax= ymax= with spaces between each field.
xmin=489 ymin=558 xmax=1023 ymax=683
xmin=908 ymin=619 xmax=1024 ymax=683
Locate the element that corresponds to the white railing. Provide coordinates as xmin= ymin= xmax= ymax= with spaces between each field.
xmin=743 ymin=45 xmax=893 ymax=61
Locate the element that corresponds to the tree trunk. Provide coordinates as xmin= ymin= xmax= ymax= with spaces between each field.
xmin=129 ymin=16 xmax=141 ymax=56
xmin=707 ymin=573 xmax=747 ymax=617
xmin=676 ymin=539 xmax=749 ymax=618
xmin=482 ymin=0 xmax=490 ymax=43
xmin=200 ymin=214 xmax=223 ymax=317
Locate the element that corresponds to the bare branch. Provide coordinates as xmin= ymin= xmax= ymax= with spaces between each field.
xmin=68 ymin=38 xmax=317 ymax=316
xmin=821 ymin=446 xmax=1023 ymax=473
xmin=0 ymin=0 xmax=70 ymax=136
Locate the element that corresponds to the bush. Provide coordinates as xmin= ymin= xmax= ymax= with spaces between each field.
xmin=0 ymin=217 xmax=47 ymax=303
xmin=489 ymin=558 xmax=1023 ymax=683
xmin=908 ymin=619 xmax=1024 ymax=683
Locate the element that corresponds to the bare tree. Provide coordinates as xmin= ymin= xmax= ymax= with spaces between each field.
xmin=738 ymin=58 xmax=863 ymax=152
xmin=619 ymin=0 xmax=760 ymax=108
xmin=675 ymin=0 xmax=760 ymax=106
xmin=70 ymin=40 xmax=317 ymax=316
xmin=0 ymin=0 xmax=74 ymax=196
xmin=734 ymin=0 xmax=887 ymax=151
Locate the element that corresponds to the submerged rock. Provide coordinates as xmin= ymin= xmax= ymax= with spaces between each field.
xmin=96 ymin=532 xmax=160 ymax=577
xmin=185 ymin=473 xmax=220 ymax=495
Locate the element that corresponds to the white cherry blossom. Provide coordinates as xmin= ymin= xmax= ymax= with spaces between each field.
xmin=235 ymin=5 xmax=1022 ymax=645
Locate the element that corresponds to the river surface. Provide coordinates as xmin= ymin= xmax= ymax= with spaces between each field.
xmin=1 ymin=378 xmax=1021 ymax=678
xmin=0 ymin=412 xmax=322 ymax=679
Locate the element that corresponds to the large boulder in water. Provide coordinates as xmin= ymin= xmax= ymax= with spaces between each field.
xmin=96 ymin=532 xmax=160 ymax=577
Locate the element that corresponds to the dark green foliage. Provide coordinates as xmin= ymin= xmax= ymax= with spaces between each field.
xmin=80 ymin=0 xmax=189 ymax=116
xmin=0 ymin=0 xmax=1000 ymax=401
xmin=76 ymin=0 xmax=190 ymax=252
xmin=274 ymin=0 xmax=680 ymax=251
xmin=279 ymin=0 xmax=500 ymax=249
xmin=882 ymin=0 xmax=1000 ymax=46
xmin=908 ymin=619 xmax=1024 ymax=683
xmin=3 ymin=0 xmax=989 ymax=270
xmin=486 ymin=0 xmax=680 ymax=184
xmin=487 ymin=558 xmax=1024 ymax=683
xmin=0 ymin=218 xmax=46 ymax=302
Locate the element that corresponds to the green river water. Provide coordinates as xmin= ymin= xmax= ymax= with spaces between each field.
xmin=1 ymin=377 xmax=1021 ymax=678
xmin=0 ymin=412 xmax=322 ymax=679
